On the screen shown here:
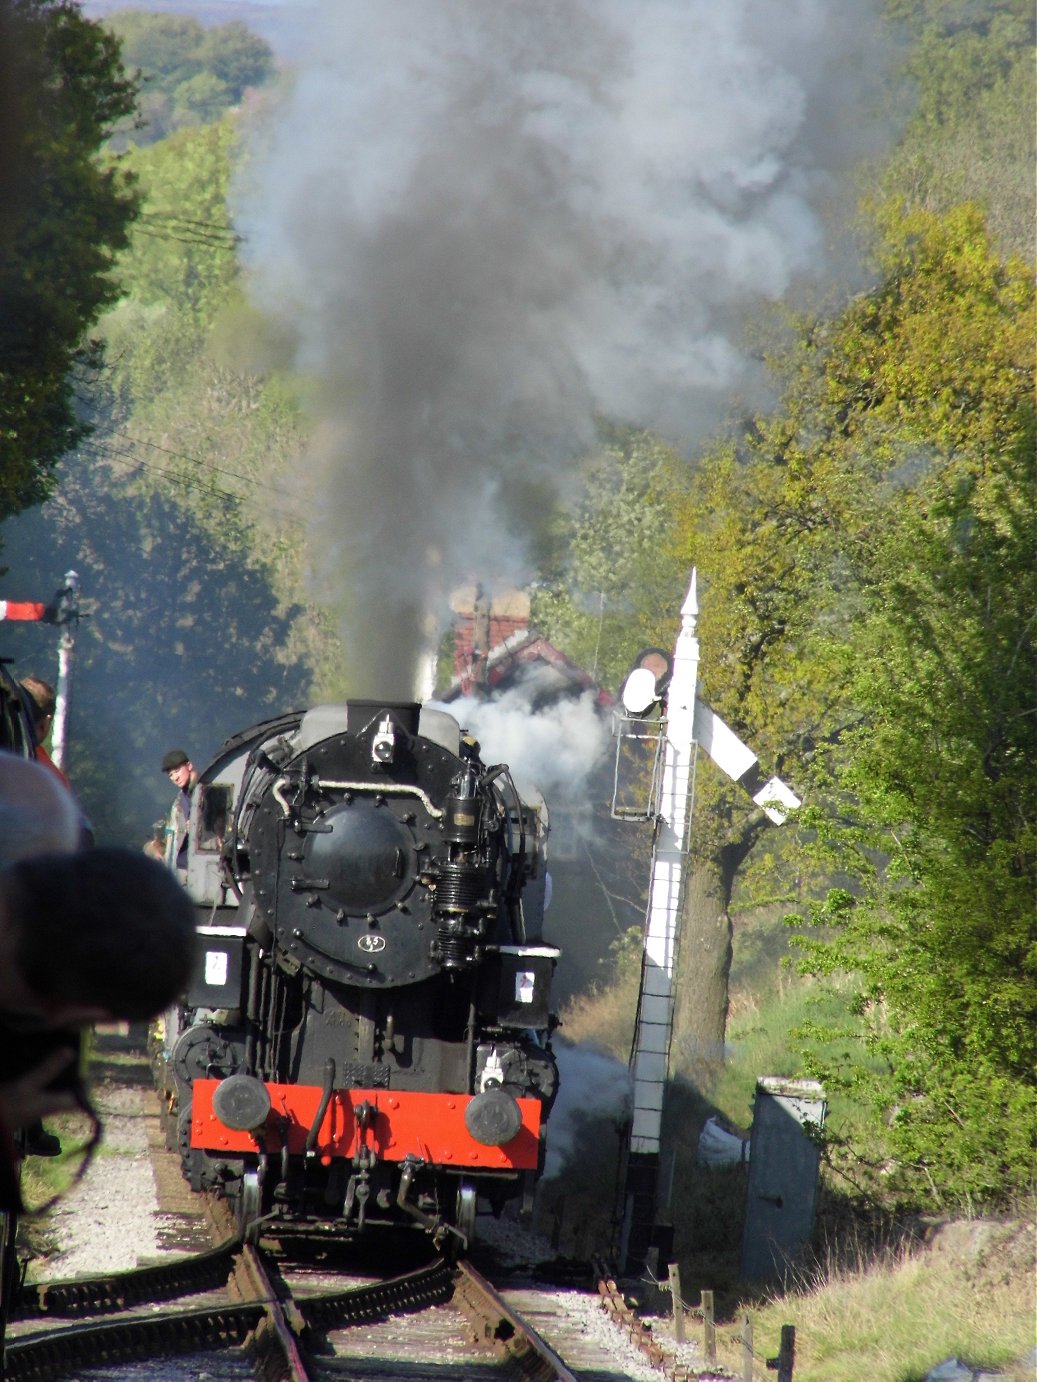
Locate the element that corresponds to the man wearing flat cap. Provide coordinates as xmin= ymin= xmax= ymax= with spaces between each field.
xmin=161 ymin=749 xmax=197 ymax=874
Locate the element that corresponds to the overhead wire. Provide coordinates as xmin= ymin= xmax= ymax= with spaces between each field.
xmin=77 ymin=436 xmax=305 ymax=528
xmin=129 ymin=208 xmax=242 ymax=253
xmin=78 ymin=437 xmax=245 ymax=510
xmin=130 ymin=224 xmax=241 ymax=251
xmin=138 ymin=211 xmax=240 ymax=236
xmin=93 ymin=424 xmax=303 ymax=505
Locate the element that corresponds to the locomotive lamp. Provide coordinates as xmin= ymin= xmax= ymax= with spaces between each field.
xmin=371 ymin=715 xmax=396 ymax=764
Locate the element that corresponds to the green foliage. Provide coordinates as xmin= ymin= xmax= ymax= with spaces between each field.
xmin=0 ymin=108 xmax=317 ymax=838
xmin=530 ymin=427 xmax=690 ymax=693
xmin=778 ymin=211 xmax=1037 ymax=1209
xmin=115 ymin=120 xmax=239 ymax=329
xmin=0 ymin=0 xmax=139 ymax=521
xmin=792 ymin=446 xmax=1036 ymax=1207
xmin=882 ymin=0 xmax=1034 ymax=131
xmin=16 ymin=106 xmax=344 ymax=843
xmin=89 ymin=115 xmax=335 ymax=687
xmin=172 ymin=71 xmax=232 ymax=128
xmin=104 ymin=10 xmax=274 ymax=146
xmin=530 ymin=4 xmax=1033 ymax=1212
xmin=879 ymin=0 xmax=1035 ymax=257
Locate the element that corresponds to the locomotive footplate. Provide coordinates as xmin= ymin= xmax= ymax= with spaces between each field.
xmin=190 ymin=1079 xmax=542 ymax=1169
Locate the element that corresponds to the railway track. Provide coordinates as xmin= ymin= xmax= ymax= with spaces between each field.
xmin=3 ymin=1029 xmax=682 ymax=1380
xmin=5 ymin=1230 xmax=644 ymax=1380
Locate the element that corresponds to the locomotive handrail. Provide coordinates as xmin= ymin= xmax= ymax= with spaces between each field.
xmin=305 ymin=1059 xmax=335 ymax=1155
xmin=308 ymin=777 xmax=446 ymax=819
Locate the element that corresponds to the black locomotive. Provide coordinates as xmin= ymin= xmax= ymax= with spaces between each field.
xmin=155 ymin=700 xmax=560 ymax=1248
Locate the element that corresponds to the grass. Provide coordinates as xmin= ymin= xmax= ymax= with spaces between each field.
xmin=17 ymin=1110 xmax=98 ymax=1199
xmin=14 ymin=1026 xmax=142 ymax=1255
xmin=549 ymin=905 xmax=1036 ymax=1380
xmin=715 ymin=1217 xmax=1036 ymax=1382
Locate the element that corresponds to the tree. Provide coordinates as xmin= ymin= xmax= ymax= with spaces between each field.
xmin=104 ymin=10 xmax=274 ymax=147
xmin=879 ymin=0 xmax=1035 ymax=258
xmin=535 ymin=193 xmax=1034 ymax=1108
xmin=0 ymin=0 xmax=139 ymax=522
xmin=784 ymin=206 xmax=1036 ymax=1208
xmin=531 ymin=427 xmax=687 ymax=693
xmin=794 ymin=436 xmax=1035 ymax=1206
xmin=172 ymin=72 xmax=232 ymax=129
xmin=197 ymin=19 xmax=274 ymax=97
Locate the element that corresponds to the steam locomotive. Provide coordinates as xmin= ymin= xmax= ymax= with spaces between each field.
xmin=155 ymin=700 xmax=560 ymax=1249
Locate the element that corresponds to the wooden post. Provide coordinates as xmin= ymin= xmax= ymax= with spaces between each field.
xmin=775 ymin=1324 xmax=795 ymax=1382
xmin=668 ymin=1263 xmax=685 ymax=1343
xmin=701 ymin=1289 xmax=716 ymax=1363
xmin=741 ymin=1314 xmax=753 ymax=1382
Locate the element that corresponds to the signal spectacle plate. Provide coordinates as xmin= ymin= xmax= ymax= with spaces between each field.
xmin=305 ymin=799 xmax=417 ymax=915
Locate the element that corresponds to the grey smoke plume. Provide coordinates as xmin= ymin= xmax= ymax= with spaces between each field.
xmin=235 ymin=0 xmax=882 ymax=693
xmin=543 ymin=1039 xmax=633 ymax=1180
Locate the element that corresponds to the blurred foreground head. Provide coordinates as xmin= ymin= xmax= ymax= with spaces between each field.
xmin=0 ymin=849 xmax=197 ymax=1023
xmin=0 ymin=752 xmax=79 ymax=864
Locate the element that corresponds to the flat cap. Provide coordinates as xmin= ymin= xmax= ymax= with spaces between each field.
xmin=160 ymin=749 xmax=190 ymax=773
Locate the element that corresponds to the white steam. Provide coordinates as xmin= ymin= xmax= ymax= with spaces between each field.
xmin=543 ymin=1039 xmax=633 ymax=1180
xmin=437 ymin=684 xmax=610 ymax=800
xmin=235 ymin=0 xmax=883 ymax=692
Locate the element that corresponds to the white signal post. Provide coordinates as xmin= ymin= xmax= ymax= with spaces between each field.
xmin=50 ymin=570 xmax=80 ymax=770
xmin=618 ymin=567 xmax=801 ymax=1273
xmin=629 ymin=570 xmax=699 ymax=1157
xmin=0 ymin=570 xmax=81 ymax=768
xmin=618 ymin=570 xmax=699 ymax=1273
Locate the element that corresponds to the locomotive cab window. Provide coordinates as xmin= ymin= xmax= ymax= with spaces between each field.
xmin=197 ymin=783 xmax=232 ymax=852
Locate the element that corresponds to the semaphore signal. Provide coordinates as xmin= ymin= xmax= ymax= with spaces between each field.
xmin=614 ymin=569 xmax=799 ymax=1273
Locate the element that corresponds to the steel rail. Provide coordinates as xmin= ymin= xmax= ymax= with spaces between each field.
xmin=5 ymin=1245 xmax=316 ymax=1382
xmin=453 ymin=1257 xmax=580 ymax=1382
xmin=296 ymin=1255 xmax=455 ymax=1330
xmin=231 ymin=1241 xmax=311 ymax=1382
xmin=7 ymin=1215 xmax=596 ymax=1382
xmin=10 ymin=1237 xmax=240 ymax=1320
xmin=4 ymin=1300 xmax=265 ymax=1381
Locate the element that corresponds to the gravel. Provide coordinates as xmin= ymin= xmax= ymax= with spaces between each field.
xmin=35 ymin=1080 xmax=183 ymax=1280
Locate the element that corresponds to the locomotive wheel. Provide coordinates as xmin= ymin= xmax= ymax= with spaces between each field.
xmin=238 ymin=1170 xmax=262 ymax=1243
xmin=455 ymin=1180 xmax=477 ymax=1249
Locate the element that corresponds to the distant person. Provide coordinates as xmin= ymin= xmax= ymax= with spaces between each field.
xmin=161 ymin=749 xmax=197 ymax=873
xmin=19 ymin=676 xmax=69 ymax=790
xmin=20 ymin=675 xmax=93 ymax=846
